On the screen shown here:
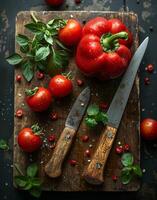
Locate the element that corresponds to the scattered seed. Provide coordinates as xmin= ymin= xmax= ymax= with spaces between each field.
xmin=149 ymin=26 xmax=154 ymax=32
xmin=145 ymin=64 xmax=154 ymax=73
xmin=15 ymin=109 xmax=24 ymax=118
xmin=84 ymin=149 xmax=91 ymax=157
xmin=144 ymin=77 xmax=150 ymax=85
xmin=16 ymin=75 xmax=22 ymax=82
xmin=87 ymin=159 xmax=91 ymax=163
xmin=118 ymin=141 xmax=121 ymax=145
xmin=50 ymin=112 xmax=58 ymax=121
xmin=48 ymin=134 xmax=56 ymax=142
xmin=36 ymin=71 xmax=44 ymax=80
xmin=76 ymin=79 xmax=84 ymax=86
xmin=81 ymin=103 xmax=84 ymax=106
xmin=112 ymin=175 xmax=118 ymax=181
xmin=68 ymin=159 xmax=77 ymax=166
xmin=18 ymin=93 xmax=22 ymax=97
xmin=115 ymin=146 xmax=123 ymax=154
xmin=142 ymin=168 xmax=146 ymax=173
xmin=89 ymin=144 xmax=93 ymax=148
xmin=81 ymin=135 xmax=89 ymax=142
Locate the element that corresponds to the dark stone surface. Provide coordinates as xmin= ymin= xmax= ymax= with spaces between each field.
xmin=0 ymin=0 xmax=157 ymax=199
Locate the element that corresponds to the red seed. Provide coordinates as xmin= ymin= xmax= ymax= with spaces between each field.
xmin=36 ymin=71 xmax=44 ymax=80
xmin=81 ymin=135 xmax=89 ymax=142
xmin=75 ymin=0 xmax=81 ymax=4
xmin=144 ymin=77 xmax=150 ymax=85
xmin=16 ymin=75 xmax=22 ymax=82
xmin=50 ymin=112 xmax=58 ymax=121
xmin=48 ymin=134 xmax=56 ymax=142
xmin=99 ymin=102 xmax=108 ymax=110
xmin=115 ymin=146 xmax=123 ymax=154
xmin=68 ymin=159 xmax=77 ymax=166
xmin=124 ymin=144 xmax=130 ymax=152
xmin=145 ymin=64 xmax=154 ymax=73
xmin=112 ymin=175 xmax=118 ymax=181
xmin=84 ymin=149 xmax=91 ymax=157
xmin=15 ymin=109 xmax=24 ymax=118
xmin=50 ymin=143 xmax=56 ymax=149
xmin=77 ymin=79 xmax=84 ymax=86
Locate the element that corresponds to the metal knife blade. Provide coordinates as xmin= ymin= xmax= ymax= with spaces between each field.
xmin=65 ymin=87 xmax=91 ymax=130
xmin=107 ymin=37 xmax=149 ymax=128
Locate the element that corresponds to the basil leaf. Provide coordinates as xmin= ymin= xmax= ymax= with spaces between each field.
xmin=15 ymin=176 xmax=28 ymax=188
xmin=25 ymin=22 xmax=45 ymax=34
xmin=6 ymin=53 xmax=23 ymax=65
xmin=23 ymin=182 xmax=33 ymax=190
xmin=35 ymin=46 xmax=50 ymax=61
xmin=22 ymin=60 xmax=34 ymax=82
xmin=0 ymin=139 xmax=9 ymax=150
xmin=27 ymin=163 xmax=38 ymax=178
xmin=16 ymin=34 xmax=29 ymax=46
xmin=85 ymin=118 xmax=98 ymax=128
xmin=87 ymin=104 xmax=99 ymax=116
xmin=55 ymin=39 xmax=70 ymax=51
xmin=29 ymin=188 xmax=42 ymax=198
xmin=37 ymin=62 xmax=46 ymax=71
xmin=20 ymin=45 xmax=29 ymax=53
xmin=96 ymin=112 xmax=108 ymax=124
xmin=120 ymin=168 xmax=132 ymax=185
xmin=121 ymin=153 xmax=134 ymax=167
xmin=31 ymin=177 xmax=42 ymax=187
xmin=133 ymin=164 xmax=142 ymax=177
xmin=44 ymin=34 xmax=53 ymax=45
xmin=51 ymin=49 xmax=69 ymax=69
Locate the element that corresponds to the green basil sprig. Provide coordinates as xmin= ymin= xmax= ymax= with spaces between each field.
xmin=0 ymin=139 xmax=9 ymax=150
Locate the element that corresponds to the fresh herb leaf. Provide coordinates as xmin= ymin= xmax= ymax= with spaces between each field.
xmin=55 ymin=39 xmax=70 ymax=51
xmin=120 ymin=167 xmax=132 ymax=185
xmin=20 ymin=45 xmax=29 ymax=53
xmin=31 ymin=178 xmax=42 ymax=187
xmin=15 ymin=176 xmax=28 ymax=188
xmin=22 ymin=60 xmax=34 ymax=82
xmin=35 ymin=46 xmax=50 ymax=61
xmin=85 ymin=118 xmax=98 ymax=128
xmin=25 ymin=22 xmax=45 ymax=34
xmin=0 ymin=139 xmax=9 ymax=150
xmin=87 ymin=104 xmax=99 ymax=116
xmin=96 ymin=112 xmax=108 ymax=124
xmin=121 ymin=153 xmax=134 ymax=167
xmin=16 ymin=34 xmax=29 ymax=46
xmin=51 ymin=49 xmax=69 ymax=69
xmin=6 ymin=53 xmax=23 ymax=65
xmin=29 ymin=188 xmax=42 ymax=198
xmin=27 ymin=163 xmax=38 ymax=178
xmin=37 ymin=62 xmax=46 ymax=71
xmin=132 ymin=164 xmax=142 ymax=177
xmin=44 ymin=34 xmax=53 ymax=45
xmin=23 ymin=182 xmax=33 ymax=190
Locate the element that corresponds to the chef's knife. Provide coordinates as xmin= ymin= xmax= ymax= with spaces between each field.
xmin=45 ymin=87 xmax=91 ymax=178
xmin=83 ymin=37 xmax=149 ymax=185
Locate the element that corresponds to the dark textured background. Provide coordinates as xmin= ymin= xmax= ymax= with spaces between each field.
xmin=0 ymin=0 xmax=157 ymax=199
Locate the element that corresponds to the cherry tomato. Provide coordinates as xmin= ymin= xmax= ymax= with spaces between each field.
xmin=48 ymin=74 xmax=73 ymax=98
xmin=59 ymin=19 xmax=82 ymax=46
xmin=26 ymin=87 xmax=52 ymax=112
xmin=18 ymin=127 xmax=42 ymax=153
xmin=45 ymin=0 xmax=64 ymax=6
xmin=140 ymin=118 xmax=157 ymax=140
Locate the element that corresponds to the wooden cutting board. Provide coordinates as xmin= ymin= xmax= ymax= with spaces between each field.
xmin=14 ymin=11 xmax=140 ymax=191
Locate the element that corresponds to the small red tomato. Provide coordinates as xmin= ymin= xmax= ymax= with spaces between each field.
xmin=36 ymin=71 xmax=44 ymax=80
xmin=84 ymin=149 xmax=91 ymax=157
xmin=76 ymin=79 xmax=84 ymax=86
xmin=124 ymin=144 xmax=130 ymax=152
xmin=99 ymin=102 xmax=108 ymax=110
xmin=140 ymin=118 xmax=157 ymax=140
xmin=59 ymin=19 xmax=82 ymax=46
xmin=112 ymin=175 xmax=118 ymax=181
xmin=49 ymin=74 xmax=73 ymax=98
xmin=18 ymin=126 xmax=42 ymax=153
xmin=50 ymin=112 xmax=58 ymax=121
xmin=144 ymin=77 xmax=150 ymax=85
xmin=81 ymin=135 xmax=89 ymax=142
xmin=16 ymin=75 xmax=22 ymax=82
xmin=68 ymin=159 xmax=77 ymax=166
xmin=45 ymin=0 xmax=64 ymax=6
xmin=15 ymin=109 xmax=24 ymax=118
xmin=115 ymin=146 xmax=123 ymax=154
xmin=26 ymin=87 xmax=52 ymax=112
xmin=48 ymin=134 xmax=56 ymax=142
xmin=145 ymin=64 xmax=154 ymax=73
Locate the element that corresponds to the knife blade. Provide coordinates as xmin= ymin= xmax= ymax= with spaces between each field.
xmin=83 ymin=37 xmax=149 ymax=185
xmin=45 ymin=87 xmax=91 ymax=178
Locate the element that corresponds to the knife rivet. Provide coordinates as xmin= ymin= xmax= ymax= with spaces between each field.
xmin=96 ymin=163 xmax=102 ymax=169
xmin=87 ymin=159 xmax=91 ymax=163
xmin=65 ymin=134 xmax=71 ymax=140
xmin=107 ymin=131 xmax=113 ymax=139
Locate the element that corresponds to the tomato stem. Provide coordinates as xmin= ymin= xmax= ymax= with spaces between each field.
xmin=31 ymin=123 xmax=42 ymax=135
xmin=25 ymin=87 xmax=39 ymax=96
xmin=100 ymin=31 xmax=128 ymax=52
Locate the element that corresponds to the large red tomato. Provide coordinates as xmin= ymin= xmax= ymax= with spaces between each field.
xmin=59 ymin=19 xmax=82 ymax=46
xmin=140 ymin=118 xmax=157 ymax=140
xmin=48 ymin=74 xmax=73 ymax=98
xmin=26 ymin=87 xmax=52 ymax=112
xmin=45 ymin=0 xmax=64 ymax=6
xmin=18 ymin=127 xmax=42 ymax=153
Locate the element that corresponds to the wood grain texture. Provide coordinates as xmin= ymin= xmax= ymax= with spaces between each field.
xmin=14 ymin=11 xmax=139 ymax=191
xmin=83 ymin=126 xmax=117 ymax=185
xmin=45 ymin=127 xmax=76 ymax=178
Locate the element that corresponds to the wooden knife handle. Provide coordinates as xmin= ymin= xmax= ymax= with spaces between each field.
xmin=45 ymin=127 xmax=76 ymax=178
xmin=82 ymin=125 xmax=117 ymax=185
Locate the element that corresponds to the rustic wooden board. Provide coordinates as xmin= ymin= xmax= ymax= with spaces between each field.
xmin=14 ymin=11 xmax=139 ymax=191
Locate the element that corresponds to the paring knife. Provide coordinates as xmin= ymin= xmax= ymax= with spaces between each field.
xmin=45 ymin=87 xmax=91 ymax=178
xmin=83 ymin=37 xmax=149 ymax=185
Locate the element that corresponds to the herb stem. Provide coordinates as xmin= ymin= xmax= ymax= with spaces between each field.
xmin=30 ymin=11 xmax=38 ymax=23
xmin=14 ymin=163 xmax=24 ymax=176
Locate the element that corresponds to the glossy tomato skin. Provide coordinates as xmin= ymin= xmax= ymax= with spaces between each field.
xmin=18 ymin=128 xmax=42 ymax=153
xmin=140 ymin=118 xmax=157 ymax=140
xmin=26 ymin=87 xmax=52 ymax=112
xmin=49 ymin=75 xmax=73 ymax=98
xmin=59 ymin=19 xmax=82 ymax=46
xmin=45 ymin=0 xmax=64 ymax=6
